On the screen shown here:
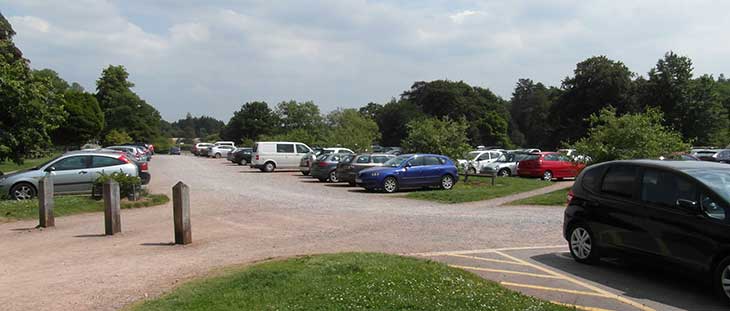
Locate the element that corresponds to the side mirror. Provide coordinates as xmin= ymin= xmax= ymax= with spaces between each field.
xmin=676 ymin=199 xmax=699 ymax=214
xmin=405 ymin=162 xmax=412 ymax=168
xmin=45 ymin=166 xmax=56 ymax=172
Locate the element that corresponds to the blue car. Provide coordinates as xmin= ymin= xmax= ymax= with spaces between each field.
xmin=356 ymin=154 xmax=458 ymax=193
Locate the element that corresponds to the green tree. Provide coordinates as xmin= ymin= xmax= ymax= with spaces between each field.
xmin=0 ymin=13 xmax=65 ymax=163
xmin=358 ymin=102 xmax=383 ymax=120
xmin=548 ymin=56 xmax=634 ymax=148
xmin=572 ymin=107 xmax=690 ymax=164
xmin=95 ymin=65 xmax=162 ymax=142
xmin=374 ymin=99 xmax=425 ymax=147
xmin=275 ymin=100 xmax=324 ymax=132
xmin=220 ymin=101 xmax=279 ymax=143
xmin=32 ymin=68 xmax=69 ymax=95
xmin=104 ymin=129 xmax=133 ymax=145
xmin=52 ymin=90 xmax=105 ymax=148
xmin=509 ymin=79 xmax=559 ymax=148
xmin=324 ymin=109 xmax=380 ymax=152
xmin=402 ymin=117 xmax=471 ymax=160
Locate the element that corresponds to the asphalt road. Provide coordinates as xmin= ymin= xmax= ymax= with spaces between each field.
xmin=0 ymin=155 xmax=719 ymax=310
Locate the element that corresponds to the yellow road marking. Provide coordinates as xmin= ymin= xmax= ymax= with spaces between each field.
xmin=550 ymin=300 xmax=616 ymax=311
xmin=501 ymin=281 xmax=610 ymax=298
xmin=447 ymin=253 xmax=527 ymax=266
xmin=494 ymin=251 xmax=655 ymax=311
xmin=449 ymin=264 xmax=561 ymax=279
xmin=409 ymin=244 xmax=565 ymax=257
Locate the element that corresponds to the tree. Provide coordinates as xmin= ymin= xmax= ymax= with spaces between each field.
xmin=373 ymin=99 xmax=425 ymax=147
xmin=104 ymin=129 xmax=133 ymax=146
xmin=402 ymin=117 xmax=471 ymax=160
xmin=358 ymin=102 xmax=383 ymax=120
xmin=52 ymin=90 xmax=104 ymax=148
xmin=220 ymin=101 xmax=279 ymax=143
xmin=548 ymin=56 xmax=634 ymax=148
xmin=0 ymin=13 xmax=65 ymax=163
xmin=573 ymin=107 xmax=690 ymax=164
xmin=95 ymin=65 xmax=162 ymax=142
xmin=324 ymin=109 xmax=380 ymax=152
xmin=509 ymin=79 xmax=558 ymax=148
xmin=275 ymin=100 xmax=324 ymax=132
xmin=32 ymin=69 xmax=69 ymax=95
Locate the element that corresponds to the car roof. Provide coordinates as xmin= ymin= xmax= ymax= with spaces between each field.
xmin=596 ymin=159 xmax=730 ymax=171
xmin=63 ymin=150 xmax=124 ymax=157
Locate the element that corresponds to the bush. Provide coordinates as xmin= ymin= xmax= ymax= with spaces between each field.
xmin=402 ymin=117 xmax=471 ymax=160
xmin=93 ymin=171 xmax=142 ymax=199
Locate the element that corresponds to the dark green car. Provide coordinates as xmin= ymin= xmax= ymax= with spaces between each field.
xmin=229 ymin=148 xmax=252 ymax=165
xmin=336 ymin=153 xmax=396 ymax=186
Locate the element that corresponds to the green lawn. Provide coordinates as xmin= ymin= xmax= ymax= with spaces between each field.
xmin=133 ymin=253 xmax=571 ymax=311
xmin=509 ymin=188 xmax=570 ymax=206
xmin=406 ymin=176 xmax=552 ymax=204
xmin=0 ymin=194 xmax=169 ymax=222
xmin=0 ymin=153 xmax=60 ymax=173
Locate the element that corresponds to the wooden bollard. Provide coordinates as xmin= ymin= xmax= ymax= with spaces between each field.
xmin=172 ymin=181 xmax=192 ymax=245
xmin=38 ymin=176 xmax=54 ymax=228
xmin=103 ymin=180 xmax=121 ymax=235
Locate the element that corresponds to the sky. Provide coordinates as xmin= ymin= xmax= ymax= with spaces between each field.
xmin=3 ymin=0 xmax=730 ymax=122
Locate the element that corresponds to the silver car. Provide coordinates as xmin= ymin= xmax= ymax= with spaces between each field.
xmin=480 ymin=152 xmax=532 ymax=177
xmin=0 ymin=151 xmax=139 ymax=200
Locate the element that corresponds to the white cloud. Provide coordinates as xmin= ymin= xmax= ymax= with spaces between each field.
xmin=9 ymin=16 xmax=50 ymax=33
xmin=449 ymin=10 xmax=484 ymax=24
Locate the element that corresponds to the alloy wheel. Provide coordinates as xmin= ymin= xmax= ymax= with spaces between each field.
xmin=329 ymin=171 xmax=339 ymax=183
xmin=383 ymin=177 xmax=397 ymax=193
xmin=721 ymin=265 xmax=730 ymax=300
xmin=543 ymin=171 xmax=553 ymax=181
xmin=498 ymin=169 xmax=510 ymax=177
xmin=467 ymin=167 xmax=476 ymax=175
xmin=570 ymin=227 xmax=592 ymax=260
xmin=441 ymin=175 xmax=454 ymax=190
xmin=13 ymin=185 xmax=34 ymax=200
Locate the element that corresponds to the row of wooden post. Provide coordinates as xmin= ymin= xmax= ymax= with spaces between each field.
xmin=37 ymin=177 xmax=191 ymax=245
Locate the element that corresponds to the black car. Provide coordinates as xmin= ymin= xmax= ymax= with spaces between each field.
xmin=564 ymin=160 xmax=730 ymax=302
xmin=169 ymin=146 xmax=181 ymax=155
xmin=230 ymin=148 xmax=252 ymax=165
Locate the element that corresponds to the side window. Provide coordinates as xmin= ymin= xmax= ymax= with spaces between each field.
xmin=491 ymin=152 xmax=501 ymax=159
xmin=408 ymin=157 xmax=425 ymax=167
xmin=702 ymin=194 xmax=727 ymax=220
xmin=91 ymin=156 xmax=124 ymax=168
xmin=356 ymin=155 xmax=370 ymax=163
xmin=331 ymin=155 xmax=341 ymax=162
xmin=372 ymin=156 xmax=390 ymax=163
xmin=580 ymin=166 xmax=605 ymax=192
xmin=641 ymin=169 xmax=697 ymax=208
xmin=276 ymin=144 xmax=294 ymax=153
xmin=558 ymin=155 xmax=571 ymax=162
xmin=601 ymin=166 xmax=637 ymax=198
xmin=544 ymin=154 xmax=560 ymax=161
xmin=296 ymin=144 xmax=310 ymax=154
xmin=477 ymin=153 xmax=490 ymax=161
xmin=53 ymin=156 xmax=90 ymax=171
xmin=424 ymin=157 xmax=442 ymax=166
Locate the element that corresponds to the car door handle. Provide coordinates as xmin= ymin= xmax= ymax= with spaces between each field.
xmin=78 ymin=171 xmax=88 ymax=175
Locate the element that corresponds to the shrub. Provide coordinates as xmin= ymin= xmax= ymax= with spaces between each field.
xmin=93 ymin=171 xmax=142 ymax=199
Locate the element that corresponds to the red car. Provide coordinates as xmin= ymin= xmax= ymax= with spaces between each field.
xmin=516 ymin=152 xmax=585 ymax=180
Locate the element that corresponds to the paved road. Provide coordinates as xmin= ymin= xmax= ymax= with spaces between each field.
xmin=0 ymin=155 xmax=715 ymax=310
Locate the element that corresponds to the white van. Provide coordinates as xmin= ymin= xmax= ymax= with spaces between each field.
xmin=251 ymin=141 xmax=313 ymax=172
xmin=214 ymin=141 xmax=236 ymax=147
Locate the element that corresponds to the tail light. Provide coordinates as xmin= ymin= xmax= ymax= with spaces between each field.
xmin=139 ymin=162 xmax=149 ymax=171
xmin=317 ymin=161 xmax=327 ymax=167
xmin=255 ymin=155 xmax=260 ymax=161
xmin=567 ymin=189 xmax=574 ymax=205
xmin=118 ymin=155 xmax=130 ymax=163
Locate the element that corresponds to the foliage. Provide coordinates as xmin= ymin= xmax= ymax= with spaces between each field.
xmin=509 ymin=79 xmax=560 ymax=148
xmin=572 ymin=107 xmax=690 ymax=164
xmin=324 ymin=108 xmax=379 ymax=152
xmin=0 ymin=153 xmax=59 ymax=174
xmin=0 ymin=14 xmax=66 ymax=164
xmin=169 ymin=113 xmax=225 ymax=139
xmin=373 ymin=99 xmax=424 ymax=146
xmin=52 ymin=90 xmax=105 ymax=148
xmin=0 ymin=194 xmax=169 ymax=222
xmin=94 ymin=171 xmax=142 ymax=198
xmin=104 ymin=129 xmax=133 ymax=146
xmin=407 ymin=176 xmax=552 ymax=204
xmin=402 ymin=117 xmax=471 ymax=159
xmin=134 ymin=253 xmax=570 ymax=311
xmin=220 ymin=101 xmax=279 ymax=143
xmin=259 ymin=128 xmax=326 ymax=147
xmin=275 ymin=100 xmax=324 ymax=132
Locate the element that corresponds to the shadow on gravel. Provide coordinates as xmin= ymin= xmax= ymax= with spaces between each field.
xmin=532 ymin=252 xmax=727 ymax=310
xmin=10 ymin=227 xmax=38 ymax=231
xmin=323 ymin=184 xmax=352 ymax=188
xmin=141 ymin=242 xmax=175 ymax=246
xmin=73 ymin=234 xmax=107 ymax=238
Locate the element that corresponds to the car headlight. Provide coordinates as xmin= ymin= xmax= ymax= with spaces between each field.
xmin=370 ymin=172 xmax=380 ymax=177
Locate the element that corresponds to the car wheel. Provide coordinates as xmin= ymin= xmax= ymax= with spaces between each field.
xmin=440 ymin=175 xmax=454 ymax=190
xmin=348 ymin=181 xmax=356 ymax=187
xmin=498 ymin=168 xmax=510 ymax=177
xmin=568 ymin=224 xmax=600 ymax=264
xmin=329 ymin=170 xmax=339 ymax=183
xmin=317 ymin=177 xmax=327 ymax=182
xmin=542 ymin=170 xmax=553 ymax=181
xmin=714 ymin=256 xmax=730 ymax=303
xmin=301 ymin=171 xmax=310 ymax=176
xmin=263 ymin=162 xmax=275 ymax=172
xmin=215 ymin=153 xmax=222 ymax=158
xmin=382 ymin=176 xmax=398 ymax=193
xmin=10 ymin=182 xmax=36 ymax=200
xmin=467 ymin=167 xmax=476 ymax=175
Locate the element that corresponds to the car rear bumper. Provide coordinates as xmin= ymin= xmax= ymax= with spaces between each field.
xmin=337 ymin=171 xmax=356 ymax=183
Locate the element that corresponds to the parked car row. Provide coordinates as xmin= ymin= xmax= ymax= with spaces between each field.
xmin=691 ymin=148 xmax=730 ymax=164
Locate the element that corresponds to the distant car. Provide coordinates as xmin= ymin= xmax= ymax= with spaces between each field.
xmin=169 ymin=146 xmax=181 ymax=155
xmin=300 ymin=147 xmax=355 ymax=175
xmin=480 ymin=152 xmax=532 ymax=177
xmin=516 ymin=152 xmax=585 ymax=181
xmin=659 ymin=153 xmax=699 ymax=161
xmin=457 ymin=150 xmax=503 ymax=174
xmin=696 ymin=149 xmax=730 ymax=164
xmin=320 ymin=148 xmax=354 ymax=155
xmin=357 ymin=154 xmax=458 ymax=193
xmin=0 ymin=151 xmax=140 ymax=200
xmin=336 ymin=153 xmax=395 ymax=186
xmin=214 ymin=141 xmax=236 ymax=147
xmin=311 ymin=153 xmax=353 ymax=182
xmin=251 ymin=141 xmax=313 ymax=172
xmin=229 ymin=148 xmax=253 ymax=165
xmin=106 ymin=145 xmax=148 ymax=162
xmin=207 ymin=145 xmax=236 ymax=158
xmin=564 ymin=160 xmax=730 ymax=303
xmin=193 ymin=143 xmax=214 ymax=156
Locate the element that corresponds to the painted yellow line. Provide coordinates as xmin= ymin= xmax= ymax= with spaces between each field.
xmin=447 ymin=253 xmax=528 ymax=266
xmin=409 ymin=244 xmax=565 ymax=257
xmin=501 ymin=281 xmax=610 ymax=298
xmin=449 ymin=264 xmax=561 ymax=279
xmin=494 ymin=251 xmax=655 ymax=311
xmin=550 ymin=300 xmax=616 ymax=311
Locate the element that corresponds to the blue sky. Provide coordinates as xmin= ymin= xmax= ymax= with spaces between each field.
xmin=3 ymin=0 xmax=729 ymax=121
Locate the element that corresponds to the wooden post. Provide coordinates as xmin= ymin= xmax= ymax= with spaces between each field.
xmin=172 ymin=181 xmax=192 ymax=245
xmin=38 ymin=176 xmax=54 ymax=228
xmin=103 ymin=180 xmax=121 ymax=235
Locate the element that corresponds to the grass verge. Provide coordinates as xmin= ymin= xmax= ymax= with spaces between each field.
xmin=0 ymin=153 xmax=60 ymax=173
xmin=132 ymin=253 xmax=571 ymax=311
xmin=0 ymin=194 xmax=169 ymax=222
xmin=509 ymin=188 xmax=570 ymax=206
xmin=406 ymin=176 xmax=552 ymax=204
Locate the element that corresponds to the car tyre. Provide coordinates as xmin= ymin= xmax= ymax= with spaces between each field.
xmin=10 ymin=182 xmax=37 ymax=200
xmin=263 ymin=162 xmax=275 ymax=172
xmin=498 ymin=168 xmax=510 ymax=177
xmin=301 ymin=171 xmax=310 ymax=176
xmin=568 ymin=224 xmax=600 ymax=264
xmin=713 ymin=256 xmax=730 ymax=303
xmin=382 ymin=176 xmax=398 ymax=193
xmin=348 ymin=181 xmax=356 ymax=187
xmin=440 ymin=175 xmax=455 ymax=190
xmin=467 ymin=167 xmax=476 ymax=175
xmin=215 ymin=153 xmax=222 ymax=158
xmin=317 ymin=177 xmax=327 ymax=182
xmin=329 ymin=170 xmax=339 ymax=183
xmin=542 ymin=170 xmax=553 ymax=181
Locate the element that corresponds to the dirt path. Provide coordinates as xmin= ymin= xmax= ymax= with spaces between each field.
xmin=0 ymin=155 xmax=568 ymax=310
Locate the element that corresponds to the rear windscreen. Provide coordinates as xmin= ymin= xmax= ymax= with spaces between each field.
xmin=523 ymin=154 xmax=540 ymax=161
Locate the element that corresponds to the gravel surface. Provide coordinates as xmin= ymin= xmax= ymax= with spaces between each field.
xmin=0 ymin=155 xmax=571 ymax=310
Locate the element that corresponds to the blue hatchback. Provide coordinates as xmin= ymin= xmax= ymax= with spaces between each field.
xmin=356 ymin=154 xmax=458 ymax=193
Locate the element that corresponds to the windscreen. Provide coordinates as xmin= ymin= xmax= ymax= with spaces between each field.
xmin=383 ymin=155 xmax=411 ymax=167
xmin=685 ymin=169 xmax=730 ymax=203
